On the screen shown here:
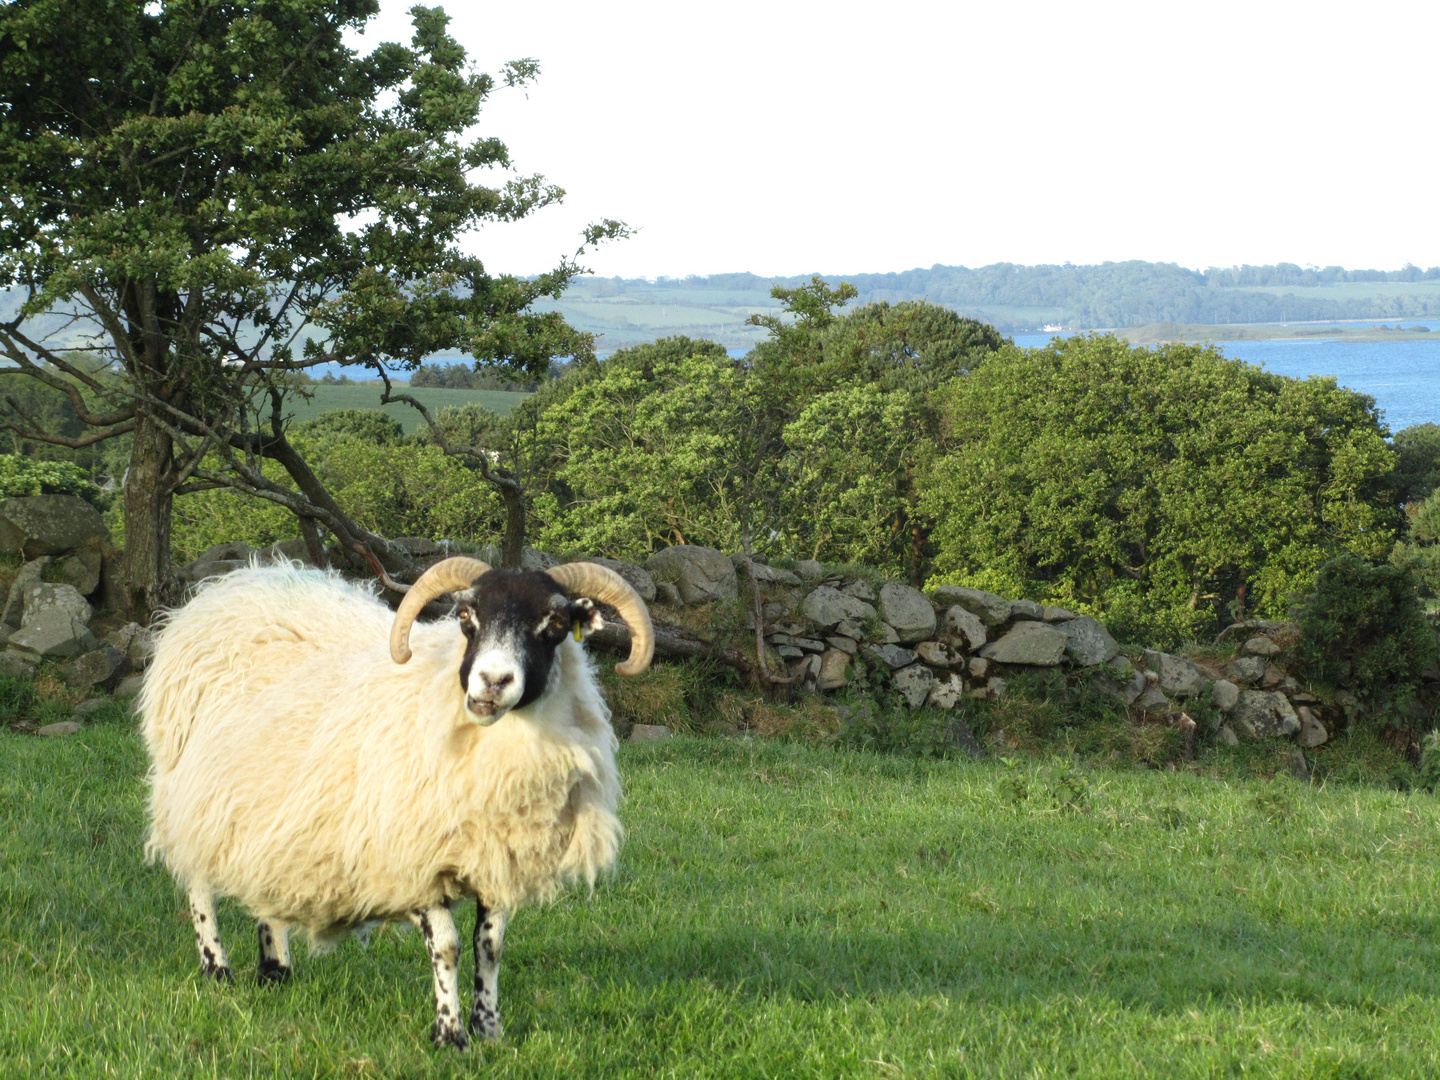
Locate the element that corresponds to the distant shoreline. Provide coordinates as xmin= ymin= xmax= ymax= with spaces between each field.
xmin=1103 ymin=322 xmax=1437 ymax=345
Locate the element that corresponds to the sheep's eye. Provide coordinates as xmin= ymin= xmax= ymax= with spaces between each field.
xmin=457 ymin=608 xmax=478 ymax=638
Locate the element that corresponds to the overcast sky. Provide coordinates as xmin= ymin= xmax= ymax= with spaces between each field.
xmin=360 ymin=0 xmax=1438 ymax=280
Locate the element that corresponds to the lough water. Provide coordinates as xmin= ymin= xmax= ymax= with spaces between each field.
xmin=1014 ymin=324 xmax=1440 ymax=433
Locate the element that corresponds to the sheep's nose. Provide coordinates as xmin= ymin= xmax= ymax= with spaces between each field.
xmin=479 ymin=671 xmax=513 ymax=691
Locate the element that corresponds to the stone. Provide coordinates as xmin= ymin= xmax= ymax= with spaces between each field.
xmin=1225 ymin=656 xmax=1267 ymax=686
xmin=980 ymin=622 xmax=1067 ymax=666
xmin=629 ymin=724 xmax=672 ymax=743
xmin=825 ymin=635 xmax=858 ymax=655
xmin=0 ymin=495 xmax=110 ymax=559
xmin=1217 ymin=619 xmax=1289 ymax=644
xmin=645 ymin=544 xmax=737 ymax=604
xmin=861 ymin=643 xmax=918 ymax=669
xmin=102 ymin=623 xmax=155 ymax=670
xmin=1042 ymin=606 xmax=1078 ymax=622
xmin=49 ymin=545 xmax=104 ymax=595
xmin=931 ymin=585 xmax=1011 ymax=626
xmin=1230 ymin=690 xmax=1301 ymax=740
xmin=60 ymin=647 xmax=130 ymax=692
xmin=267 ymin=538 xmax=315 ymax=566
xmin=1242 ymin=635 xmax=1282 ymax=658
xmin=795 ymin=559 xmax=824 ymax=581
xmin=2 ymin=556 xmax=51 ymax=630
xmin=968 ymin=656 xmax=990 ymax=679
xmin=915 ymin=640 xmax=957 ymax=668
xmin=179 ymin=558 xmax=247 ymax=583
xmin=1286 ymin=749 xmax=1310 ymax=783
xmin=985 ymin=676 xmax=1007 ymax=699
xmin=939 ymin=605 xmax=988 ymax=652
xmin=7 ymin=583 xmax=95 ymax=659
xmin=840 ymin=578 xmax=877 ymax=602
xmin=877 ymin=582 xmax=936 ymax=643
xmin=394 ymin=536 xmax=441 ymax=557
xmin=37 ymin=720 xmax=81 ymax=736
xmin=1215 ymin=724 xmax=1240 ymax=747
xmin=927 ymin=673 xmax=966 ymax=710
xmin=115 ymin=672 xmax=145 ymax=697
xmin=943 ymin=716 xmax=986 ymax=757
xmin=866 ymin=620 xmax=900 ymax=644
xmin=519 ymin=547 xmax=561 ymax=572
xmin=793 ymin=637 xmax=826 ymax=653
xmin=1211 ymin=679 xmax=1240 ymax=712
xmin=817 ymin=648 xmax=851 ymax=691
xmin=777 ymin=645 xmax=804 ymax=659
xmin=1009 ymin=599 xmax=1044 ymax=621
xmin=589 ymin=558 xmax=657 ymax=603
xmin=733 ymin=556 xmax=802 ymax=588
xmin=198 ymin=541 xmax=255 ymax=563
xmin=1062 ymin=616 xmax=1119 ymax=667
xmin=1143 ymin=651 xmax=1204 ymax=698
xmin=0 ymin=651 xmax=36 ymax=679
xmin=801 ymin=586 xmax=877 ymax=631
xmin=894 ymin=664 xmax=936 ymax=709
xmin=1135 ymin=681 xmax=1171 ymax=711
xmin=655 ymin=582 xmax=681 ymax=605
xmin=1297 ymin=706 xmax=1328 ymax=748
xmin=1279 ymin=676 xmax=1303 ymax=695
xmin=1260 ymin=664 xmax=1285 ymax=690
xmin=834 ymin=618 xmax=868 ymax=642
xmin=790 ymin=653 xmax=823 ymax=682
xmin=74 ymin=698 xmax=109 ymax=716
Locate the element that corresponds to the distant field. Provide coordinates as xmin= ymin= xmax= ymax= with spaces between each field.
xmin=283 ymin=384 xmax=530 ymax=432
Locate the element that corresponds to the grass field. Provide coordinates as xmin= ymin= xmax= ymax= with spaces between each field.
xmin=283 ymin=384 xmax=530 ymax=432
xmin=6 ymin=720 xmax=1440 ymax=1078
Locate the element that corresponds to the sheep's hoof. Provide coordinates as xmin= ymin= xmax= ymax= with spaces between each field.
xmin=256 ymin=960 xmax=291 ymax=985
xmin=432 ymin=1018 xmax=469 ymax=1051
xmin=469 ymin=1008 xmax=503 ymax=1043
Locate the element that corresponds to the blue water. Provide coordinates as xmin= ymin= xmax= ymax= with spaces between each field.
xmin=1013 ymin=330 xmax=1440 ymax=433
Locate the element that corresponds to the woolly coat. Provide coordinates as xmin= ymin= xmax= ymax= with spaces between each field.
xmin=140 ymin=566 xmax=622 ymax=941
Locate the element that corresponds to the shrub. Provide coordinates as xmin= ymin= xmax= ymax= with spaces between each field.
xmin=0 ymin=454 xmax=107 ymax=508
xmin=1293 ymin=555 xmax=1439 ymax=715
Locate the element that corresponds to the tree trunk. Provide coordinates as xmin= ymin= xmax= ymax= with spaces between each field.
xmin=499 ymin=481 xmax=525 ymax=568
xmin=121 ymin=414 xmax=179 ymax=622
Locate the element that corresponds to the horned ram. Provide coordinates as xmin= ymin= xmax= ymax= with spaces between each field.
xmin=140 ymin=556 xmax=653 ymax=1048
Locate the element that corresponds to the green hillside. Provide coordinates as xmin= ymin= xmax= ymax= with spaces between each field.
xmin=285 ymin=384 xmax=530 ymax=432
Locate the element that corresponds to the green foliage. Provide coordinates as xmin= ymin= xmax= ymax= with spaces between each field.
xmin=922 ymin=335 xmax=1400 ymax=647
xmin=815 ymin=300 xmax=1009 ymax=390
xmin=1391 ymin=423 xmax=1440 ymax=505
xmin=1293 ymin=556 xmax=1439 ymax=714
xmin=1390 ymin=486 xmax=1440 ymax=598
xmin=170 ymin=458 xmax=302 ymax=563
xmin=409 ymin=362 xmax=535 ymax=391
xmin=1418 ymin=730 xmax=1440 ymax=792
xmin=289 ymin=409 xmax=408 ymax=452
xmin=0 ymin=454 xmax=106 ymax=507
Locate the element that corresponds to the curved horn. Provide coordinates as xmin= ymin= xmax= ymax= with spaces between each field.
xmin=390 ymin=556 xmax=492 ymax=664
xmin=547 ymin=562 xmax=654 ymax=676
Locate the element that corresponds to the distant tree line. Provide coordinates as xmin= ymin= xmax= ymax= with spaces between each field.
xmin=408 ymin=362 xmax=541 ymax=392
xmin=570 ymin=261 xmax=1440 ymax=331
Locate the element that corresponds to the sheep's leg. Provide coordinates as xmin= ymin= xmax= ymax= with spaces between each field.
xmin=256 ymin=919 xmax=292 ymax=984
xmin=411 ymin=904 xmax=467 ymax=1050
xmin=469 ymin=902 xmax=507 ymax=1041
xmin=187 ymin=886 xmax=232 ymax=982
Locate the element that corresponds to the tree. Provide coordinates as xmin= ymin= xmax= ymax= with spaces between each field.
xmin=0 ymin=0 xmax=620 ymax=617
xmin=921 ymin=335 xmax=1400 ymax=645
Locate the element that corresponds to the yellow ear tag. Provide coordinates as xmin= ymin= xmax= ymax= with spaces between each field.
xmin=572 ymin=621 xmax=584 ymax=642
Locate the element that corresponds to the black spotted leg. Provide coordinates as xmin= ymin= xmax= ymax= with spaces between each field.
xmin=257 ymin=919 xmax=292 ymax=983
xmin=411 ymin=904 xmax=467 ymax=1050
xmin=470 ymin=902 xmax=507 ymax=1042
xmin=187 ymin=885 xmax=233 ymax=982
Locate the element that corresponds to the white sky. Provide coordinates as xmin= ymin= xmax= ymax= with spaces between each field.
xmin=359 ymin=0 xmax=1440 ymax=280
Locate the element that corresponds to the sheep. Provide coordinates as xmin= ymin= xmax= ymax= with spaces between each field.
xmin=139 ymin=555 xmax=654 ymax=1049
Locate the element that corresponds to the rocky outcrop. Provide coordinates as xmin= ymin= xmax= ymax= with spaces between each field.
xmin=645 ymin=545 xmax=737 ymax=605
xmin=0 ymin=496 xmax=110 ymax=559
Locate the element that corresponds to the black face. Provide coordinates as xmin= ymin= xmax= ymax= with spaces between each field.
xmin=453 ymin=570 xmax=603 ymax=717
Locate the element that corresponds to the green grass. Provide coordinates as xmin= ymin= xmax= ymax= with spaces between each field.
xmin=283 ymin=384 xmax=530 ymax=432
xmin=6 ymin=725 xmax=1440 ymax=1077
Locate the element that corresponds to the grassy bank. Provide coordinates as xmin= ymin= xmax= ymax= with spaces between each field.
xmin=1119 ymin=321 xmax=1437 ymax=344
xmin=5 ymin=718 xmax=1440 ymax=1078
xmin=285 ymin=384 xmax=530 ymax=431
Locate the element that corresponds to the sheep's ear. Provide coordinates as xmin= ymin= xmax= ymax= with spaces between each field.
xmin=571 ymin=597 xmax=605 ymax=639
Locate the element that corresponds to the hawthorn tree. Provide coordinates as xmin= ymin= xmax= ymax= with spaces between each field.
xmin=0 ymin=0 xmax=619 ymax=617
